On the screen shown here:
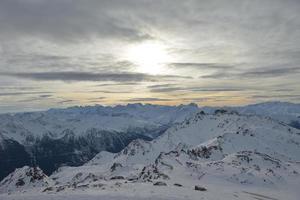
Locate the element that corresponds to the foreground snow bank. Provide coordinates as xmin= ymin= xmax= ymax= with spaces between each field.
xmin=0 ymin=181 xmax=299 ymax=200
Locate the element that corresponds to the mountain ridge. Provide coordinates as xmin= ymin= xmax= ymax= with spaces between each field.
xmin=0 ymin=103 xmax=199 ymax=180
xmin=1 ymin=107 xmax=300 ymax=199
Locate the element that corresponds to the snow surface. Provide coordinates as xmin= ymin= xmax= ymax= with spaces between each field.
xmin=1 ymin=183 xmax=299 ymax=200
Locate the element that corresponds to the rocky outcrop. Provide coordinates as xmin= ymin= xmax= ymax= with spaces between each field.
xmin=0 ymin=166 xmax=53 ymax=193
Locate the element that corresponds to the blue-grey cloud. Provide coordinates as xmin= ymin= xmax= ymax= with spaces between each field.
xmin=91 ymin=90 xmax=133 ymax=94
xmin=0 ymin=0 xmax=153 ymax=42
xmin=201 ymin=66 xmax=300 ymax=79
xmin=252 ymin=94 xmax=300 ymax=99
xmin=148 ymin=84 xmax=251 ymax=93
xmin=0 ymin=91 xmax=53 ymax=96
xmin=95 ymin=82 xmax=140 ymax=87
xmin=39 ymin=94 xmax=52 ymax=98
xmin=168 ymin=62 xmax=235 ymax=70
xmin=2 ymin=71 xmax=191 ymax=82
xmin=58 ymin=99 xmax=75 ymax=104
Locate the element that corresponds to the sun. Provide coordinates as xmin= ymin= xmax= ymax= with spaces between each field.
xmin=126 ymin=42 xmax=170 ymax=74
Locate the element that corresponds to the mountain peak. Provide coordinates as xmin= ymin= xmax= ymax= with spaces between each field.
xmin=0 ymin=166 xmax=53 ymax=194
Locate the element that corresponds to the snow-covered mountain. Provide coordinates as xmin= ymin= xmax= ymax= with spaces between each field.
xmin=2 ymin=110 xmax=298 ymax=199
xmin=1 ymin=103 xmax=300 ymax=199
xmin=0 ymin=166 xmax=53 ymax=194
xmin=203 ymin=102 xmax=300 ymax=129
xmin=51 ymin=111 xmax=300 ymax=183
xmin=0 ymin=103 xmax=199 ymax=144
xmin=0 ymin=103 xmax=199 ymax=180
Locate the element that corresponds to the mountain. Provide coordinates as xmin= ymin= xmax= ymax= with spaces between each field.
xmin=0 ymin=103 xmax=199 ymax=180
xmin=0 ymin=134 xmax=31 ymax=181
xmin=51 ymin=110 xmax=300 ymax=182
xmin=0 ymin=166 xmax=53 ymax=194
xmin=3 ymin=110 xmax=297 ymax=199
xmin=202 ymin=102 xmax=300 ymax=129
xmin=236 ymin=102 xmax=300 ymax=129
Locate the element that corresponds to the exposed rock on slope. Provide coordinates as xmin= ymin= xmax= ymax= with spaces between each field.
xmin=0 ymin=166 xmax=53 ymax=194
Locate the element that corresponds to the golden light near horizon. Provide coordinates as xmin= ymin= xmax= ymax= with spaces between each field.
xmin=126 ymin=42 xmax=171 ymax=74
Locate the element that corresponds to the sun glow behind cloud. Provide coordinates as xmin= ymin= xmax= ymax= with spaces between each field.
xmin=126 ymin=41 xmax=171 ymax=75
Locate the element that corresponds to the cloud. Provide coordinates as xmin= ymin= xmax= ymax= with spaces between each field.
xmin=179 ymin=97 xmax=213 ymax=102
xmin=16 ymin=94 xmax=53 ymax=103
xmin=0 ymin=86 xmax=40 ymax=90
xmin=200 ymin=66 xmax=300 ymax=79
xmin=148 ymin=84 xmax=248 ymax=93
xmin=95 ymin=82 xmax=140 ymax=87
xmin=0 ymin=91 xmax=52 ymax=96
xmin=57 ymin=99 xmax=75 ymax=104
xmin=87 ymin=97 xmax=106 ymax=100
xmin=39 ymin=94 xmax=52 ymax=98
xmin=91 ymin=90 xmax=133 ymax=94
xmin=124 ymin=98 xmax=172 ymax=102
xmin=190 ymin=88 xmax=247 ymax=92
xmin=2 ymin=51 xmax=138 ymax=74
xmin=0 ymin=0 xmax=153 ymax=43
xmin=2 ymin=71 xmax=191 ymax=82
xmin=252 ymin=94 xmax=300 ymax=99
xmin=149 ymin=87 xmax=185 ymax=93
xmin=6 ymin=54 xmax=71 ymax=64
xmin=168 ymin=62 xmax=235 ymax=70
xmin=147 ymin=84 xmax=177 ymax=89
xmin=242 ymin=67 xmax=300 ymax=78
xmin=178 ymin=95 xmax=246 ymax=103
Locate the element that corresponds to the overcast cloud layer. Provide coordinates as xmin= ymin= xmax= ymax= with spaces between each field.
xmin=0 ymin=0 xmax=299 ymax=112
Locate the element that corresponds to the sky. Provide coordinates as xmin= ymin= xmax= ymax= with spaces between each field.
xmin=0 ymin=0 xmax=300 ymax=113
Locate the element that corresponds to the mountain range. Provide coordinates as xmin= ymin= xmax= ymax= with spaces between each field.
xmin=0 ymin=103 xmax=198 ymax=180
xmin=0 ymin=102 xmax=300 ymax=200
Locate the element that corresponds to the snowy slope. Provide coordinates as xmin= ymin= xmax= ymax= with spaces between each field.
xmin=87 ymin=111 xmax=300 ymax=168
xmin=202 ymin=102 xmax=300 ymax=129
xmin=19 ymin=110 xmax=297 ymax=199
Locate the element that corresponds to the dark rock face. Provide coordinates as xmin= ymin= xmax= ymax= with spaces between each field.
xmin=0 ymin=139 xmax=31 ymax=181
xmin=194 ymin=185 xmax=207 ymax=191
xmin=110 ymin=163 xmax=123 ymax=172
xmin=174 ymin=183 xmax=183 ymax=187
xmin=42 ymin=187 xmax=54 ymax=192
xmin=153 ymin=181 xmax=167 ymax=186
xmin=139 ymin=165 xmax=170 ymax=181
xmin=289 ymin=121 xmax=300 ymax=129
xmin=26 ymin=167 xmax=47 ymax=182
xmin=188 ymin=145 xmax=222 ymax=159
xmin=15 ymin=179 xmax=25 ymax=187
xmin=110 ymin=176 xmax=125 ymax=180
